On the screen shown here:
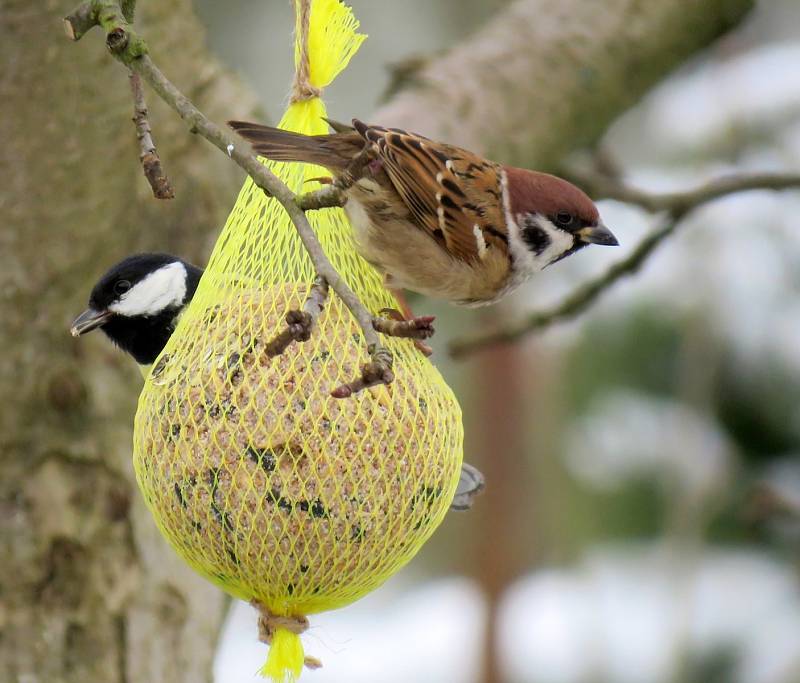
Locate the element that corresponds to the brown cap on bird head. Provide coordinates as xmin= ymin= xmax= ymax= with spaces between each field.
xmin=503 ymin=166 xmax=617 ymax=246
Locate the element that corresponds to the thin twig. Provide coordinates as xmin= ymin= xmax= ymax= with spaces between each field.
xmin=572 ymin=170 xmax=800 ymax=213
xmin=449 ymin=171 xmax=800 ymax=357
xmin=264 ymin=276 xmax=328 ymax=356
xmin=295 ymin=185 xmax=346 ymax=211
xmin=331 ymin=347 xmax=394 ymax=399
xmin=64 ymin=1 xmax=395 ymax=394
xmin=129 ymin=71 xmax=174 ymax=199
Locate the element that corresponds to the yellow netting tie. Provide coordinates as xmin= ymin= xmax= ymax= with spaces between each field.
xmin=254 ymin=601 xmax=322 ymax=677
xmin=290 ymin=0 xmax=365 ymax=106
xmin=291 ymin=0 xmax=321 ymax=103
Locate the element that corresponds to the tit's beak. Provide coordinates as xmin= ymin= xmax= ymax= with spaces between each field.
xmin=70 ymin=308 xmax=112 ymax=337
xmin=578 ymin=223 xmax=619 ymax=246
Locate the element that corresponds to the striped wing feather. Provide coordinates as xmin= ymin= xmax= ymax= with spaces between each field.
xmin=356 ymin=122 xmax=509 ymax=263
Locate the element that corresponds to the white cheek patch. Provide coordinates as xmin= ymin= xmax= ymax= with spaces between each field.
xmin=501 ymin=170 xmax=543 ymax=275
xmin=532 ymin=217 xmax=575 ymax=266
xmin=109 ymin=261 xmax=187 ymax=317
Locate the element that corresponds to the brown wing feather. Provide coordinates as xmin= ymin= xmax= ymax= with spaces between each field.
xmin=354 ymin=121 xmax=508 ymax=262
xmin=228 ymin=120 xmax=362 ymax=170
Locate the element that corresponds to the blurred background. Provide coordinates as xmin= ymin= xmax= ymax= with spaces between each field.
xmin=197 ymin=1 xmax=800 ymax=681
xmin=3 ymin=1 xmax=799 ymax=682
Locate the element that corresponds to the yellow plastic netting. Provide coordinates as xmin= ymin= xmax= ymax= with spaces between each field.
xmin=131 ymin=0 xmax=464 ymax=679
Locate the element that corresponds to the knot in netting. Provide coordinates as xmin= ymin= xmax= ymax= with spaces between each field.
xmin=255 ymin=603 xmax=309 ymax=641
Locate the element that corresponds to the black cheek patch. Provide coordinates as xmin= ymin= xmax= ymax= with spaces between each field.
xmin=522 ymin=226 xmax=551 ymax=255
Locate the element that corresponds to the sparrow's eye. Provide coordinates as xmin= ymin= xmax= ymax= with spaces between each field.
xmin=555 ymin=211 xmax=574 ymax=227
xmin=114 ymin=279 xmax=132 ymax=296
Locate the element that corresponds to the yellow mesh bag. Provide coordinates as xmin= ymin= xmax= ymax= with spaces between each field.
xmin=131 ymin=0 xmax=464 ymax=679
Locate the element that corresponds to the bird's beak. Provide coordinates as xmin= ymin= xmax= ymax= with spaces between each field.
xmin=70 ymin=308 xmax=112 ymax=337
xmin=578 ymin=223 xmax=619 ymax=246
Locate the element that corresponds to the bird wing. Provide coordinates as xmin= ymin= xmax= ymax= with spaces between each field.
xmin=354 ymin=121 xmax=509 ymax=263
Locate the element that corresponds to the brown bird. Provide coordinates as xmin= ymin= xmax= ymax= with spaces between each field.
xmin=229 ymin=119 xmax=617 ymax=307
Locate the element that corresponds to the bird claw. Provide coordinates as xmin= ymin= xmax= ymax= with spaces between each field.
xmin=374 ymin=309 xmax=435 ymax=338
xmin=373 ymin=310 xmax=435 ymax=356
xmin=449 ymin=462 xmax=486 ymax=511
xmin=372 ymin=308 xmax=436 ymax=357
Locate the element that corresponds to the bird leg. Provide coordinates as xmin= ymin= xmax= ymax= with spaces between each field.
xmin=372 ymin=288 xmax=435 ymax=356
xmin=335 ymin=142 xmax=378 ymax=191
xmin=332 ymin=292 xmax=433 ymax=398
xmin=296 ymin=143 xmax=377 ymax=211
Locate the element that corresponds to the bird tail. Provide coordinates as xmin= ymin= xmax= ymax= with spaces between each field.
xmin=228 ymin=120 xmax=361 ymax=170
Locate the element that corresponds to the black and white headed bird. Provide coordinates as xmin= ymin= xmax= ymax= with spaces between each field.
xmin=70 ymin=253 xmax=202 ymax=366
xmin=71 ymin=252 xmax=484 ymax=511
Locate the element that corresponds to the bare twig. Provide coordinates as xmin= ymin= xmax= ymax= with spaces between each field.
xmin=264 ymin=276 xmax=328 ymax=356
xmin=295 ymin=185 xmax=346 ymax=211
xmin=449 ymin=171 xmax=800 ymax=357
xmin=63 ymin=3 xmax=96 ymax=40
xmin=573 ymin=169 xmax=800 ymax=213
xmin=64 ymin=0 xmax=397 ymax=395
xmin=129 ymin=71 xmax=174 ymax=199
xmin=331 ymin=347 xmax=394 ymax=399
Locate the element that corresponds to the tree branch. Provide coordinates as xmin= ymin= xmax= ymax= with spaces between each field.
xmin=263 ymin=276 xmax=328 ymax=356
xmin=64 ymin=0 xmax=396 ymax=396
xmin=572 ymin=170 xmax=800 ymax=213
xmin=129 ymin=71 xmax=174 ymax=199
xmin=449 ymin=172 xmax=800 ymax=357
xmin=295 ymin=185 xmax=345 ymax=211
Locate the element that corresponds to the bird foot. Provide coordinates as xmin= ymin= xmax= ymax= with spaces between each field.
xmin=449 ymin=462 xmax=486 ymax=511
xmin=373 ymin=309 xmax=435 ymax=356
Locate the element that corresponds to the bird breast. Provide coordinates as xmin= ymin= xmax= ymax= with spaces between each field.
xmin=344 ymin=180 xmax=512 ymax=305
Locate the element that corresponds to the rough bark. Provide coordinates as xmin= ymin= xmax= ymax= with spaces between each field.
xmin=0 ymin=2 xmax=261 ymax=682
xmin=376 ymin=0 xmax=754 ymax=169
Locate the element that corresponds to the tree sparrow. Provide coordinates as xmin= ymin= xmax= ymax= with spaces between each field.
xmin=229 ymin=119 xmax=618 ymax=306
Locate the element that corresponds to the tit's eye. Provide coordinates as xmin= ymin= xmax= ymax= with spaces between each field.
xmin=555 ymin=211 xmax=574 ymax=227
xmin=114 ymin=279 xmax=132 ymax=296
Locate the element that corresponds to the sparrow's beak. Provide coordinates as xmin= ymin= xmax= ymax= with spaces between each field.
xmin=70 ymin=308 xmax=112 ymax=337
xmin=578 ymin=223 xmax=619 ymax=246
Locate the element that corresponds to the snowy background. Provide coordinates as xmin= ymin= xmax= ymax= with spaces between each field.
xmin=193 ymin=0 xmax=800 ymax=681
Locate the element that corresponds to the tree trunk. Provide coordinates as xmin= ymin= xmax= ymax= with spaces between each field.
xmin=0 ymin=2 xmax=260 ymax=682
